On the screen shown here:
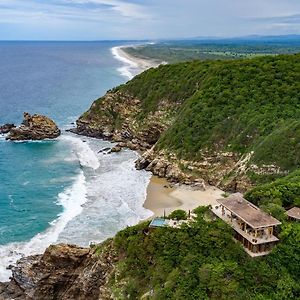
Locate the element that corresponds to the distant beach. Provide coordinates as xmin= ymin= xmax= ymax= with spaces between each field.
xmin=111 ymin=45 xmax=223 ymax=218
xmin=111 ymin=45 xmax=163 ymax=80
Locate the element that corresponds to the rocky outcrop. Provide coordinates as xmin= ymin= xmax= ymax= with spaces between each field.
xmin=73 ymin=89 xmax=284 ymax=192
xmin=1 ymin=242 xmax=117 ymax=300
xmin=135 ymin=148 xmax=258 ymax=192
xmin=7 ymin=113 xmax=60 ymax=141
xmin=0 ymin=281 xmax=24 ymax=300
xmin=135 ymin=148 xmax=206 ymax=190
xmin=72 ymin=91 xmax=175 ymax=152
xmin=71 ymin=90 xmax=255 ymax=191
xmin=0 ymin=124 xmax=15 ymax=134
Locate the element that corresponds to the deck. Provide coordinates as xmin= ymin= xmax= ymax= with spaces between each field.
xmin=212 ymin=205 xmax=279 ymax=244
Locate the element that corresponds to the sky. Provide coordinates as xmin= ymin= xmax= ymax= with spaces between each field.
xmin=0 ymin=0 xmax=300 ymax=40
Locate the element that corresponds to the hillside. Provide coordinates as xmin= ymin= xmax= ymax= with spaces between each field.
xmin=76 ymin=53 xmax=300 ymax=191
xmin=3 ymin=207 xmax=299 ymax=299
xmin=2 ymin=54 xmax=300 ymax=300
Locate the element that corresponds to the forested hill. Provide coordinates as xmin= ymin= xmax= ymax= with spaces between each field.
xmin=5 ymin=54 xmax=299 ymax=300
xmin=78 ymin=53 xmax=300 ymax=191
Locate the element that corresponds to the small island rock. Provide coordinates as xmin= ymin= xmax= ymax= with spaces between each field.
xmin=7 ymin=112 xmax=60 ymax=141
xmin=0 ymin=123 xmax=15 ymax=134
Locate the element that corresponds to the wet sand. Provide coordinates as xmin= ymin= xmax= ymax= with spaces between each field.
xmin=144 ymin=176 xmax=224 ymax=217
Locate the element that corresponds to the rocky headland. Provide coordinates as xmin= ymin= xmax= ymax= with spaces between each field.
xmin=71 ymin=90 xmax=255 ymax=192
xmin=71 ymin=54 xmax=300 ymax=193
xmin=0 ymin=242 xmax=117 ymax=300
xmin=1 ymin=53 xmax=299 ymax=299
xmin=6 ymin=113 xmax=60 ymax=141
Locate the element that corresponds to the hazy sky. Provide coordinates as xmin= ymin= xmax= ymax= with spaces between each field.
xmin=1 ymin=0 xmax=300 ymax=40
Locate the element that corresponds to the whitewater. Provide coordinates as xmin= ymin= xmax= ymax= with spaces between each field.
xmin=0 ymin=42 xmax=153 ymax=281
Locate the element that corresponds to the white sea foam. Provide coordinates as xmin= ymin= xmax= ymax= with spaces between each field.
xmin=0 ymin=135 xmax=98 ymax=281
xmin=111 ymin=46 xmax=139 ymax=80
xmin=0 ymin=171 xmax=88 ymax=281
xmin=0 ymin=46 xmax=158 ymax=281
xmin=0 ymin=134 xmax=7 ymax=141
xmin=57 ymin=149 xmax=153 ymax=246
xmin=60 ymin=135 xmax=100 ymax=170
xmin=0 ymin=136 xmax=152 ymax=282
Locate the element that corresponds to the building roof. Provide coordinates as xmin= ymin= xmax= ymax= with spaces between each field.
xmin=286 ymin=207 xmax=300 ymax=220
xmin=217 ymin=193 xmax=281 ymax=229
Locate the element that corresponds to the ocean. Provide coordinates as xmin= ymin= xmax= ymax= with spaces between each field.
xmin=0 ymin=41 xmax=152 ymax=281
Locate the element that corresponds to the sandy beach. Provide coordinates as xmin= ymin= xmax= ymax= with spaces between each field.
xmin=144 ymin=176 xmax=224 ymax=217
xmin=111 ymin=45 xmax=164 ymax=79
xmin=112 ymin=44 xmax=224 ymax=218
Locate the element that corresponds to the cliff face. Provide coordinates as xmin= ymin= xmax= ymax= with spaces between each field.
xmin=74 ymin=91 xmax=176 ymax=152
xmin=75 ymin=89 xmax=254 ymax=191
xmin=75 ymin=55 xmax=300 ymax=192
xmin=0 ymin=242 xmax=117 ymax=300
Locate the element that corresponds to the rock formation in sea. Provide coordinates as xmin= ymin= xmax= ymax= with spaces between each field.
xmin=6 ymin=112 xmax=60 ymax=141
xmin=0 ymin=124 xmax=15 ymax=134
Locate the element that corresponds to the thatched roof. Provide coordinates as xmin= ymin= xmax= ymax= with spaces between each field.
xmin=286 ymin=207 xmax=300 ymax=220
xmin=217 ymin=193 xmax=281 ymax=229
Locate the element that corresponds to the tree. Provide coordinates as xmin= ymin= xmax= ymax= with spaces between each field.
xmin=168 ymin=209 xmax=188 ymax=220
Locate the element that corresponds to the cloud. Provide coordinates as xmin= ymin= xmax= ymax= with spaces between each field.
xmin=255 ymin=14 xmax=300 ymax=25
xmin=64 ymin=0 xmax=149 ymax=19
xmin=0 ymin=0 xmax=299 ymax=40
xmin=246 ymin=12 xmax=300 ymax=33
xmin=0 ymin=0 xmax=150 ymax=23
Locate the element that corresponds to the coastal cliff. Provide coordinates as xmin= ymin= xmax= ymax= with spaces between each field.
xmin=74 ymin=54 xmax=300 ymax=192
xmin=0 ymin=242 xmax=117 ymax=300
xmin=1 ymin=54 xmax=300 ymax=300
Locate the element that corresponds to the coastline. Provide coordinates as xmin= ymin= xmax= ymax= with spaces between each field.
xmin=89 ymin=45 xmax=225 ymax=219
xmin=0 ymin=42 xmax=222 ymax=285
xmin=111 ymin=45 xmax=164 ymax=79
xmin=144 ymin=176 xmax=224 ymax=217
xmin=0 ymin=44 xmax=160 ymax=283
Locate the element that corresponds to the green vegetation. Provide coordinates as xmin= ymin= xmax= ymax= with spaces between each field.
xmin=168 ymin=209 xmax=187 ymax=220
xmin=158 ymin=55 xmax=300 ymax=165
xmin=117 ymin=54 xmax=300 ymax=175
xmin=245 ymin=169 xmax=300 ymax=221
xmin=110 ymin=207 xmax=300 ymax=299
xmin=124 ymin=41 xmax=300 ymax=63
xmin=84 ymin=51 xmax=300 ymax=298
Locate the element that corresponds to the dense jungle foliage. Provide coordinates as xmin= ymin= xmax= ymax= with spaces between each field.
xmin=89 ymin=52 xmax=300 ymax=299
xmin=118 ymin=54 xmax=300 ymax=171
xmin=245 ymin=169 xmax=300 ymax=221
xmin=110 ymin=207 xmax=300 ymax=299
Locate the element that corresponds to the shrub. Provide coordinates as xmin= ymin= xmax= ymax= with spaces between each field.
xmin=168 ymin=209 xmax=188 ymax=220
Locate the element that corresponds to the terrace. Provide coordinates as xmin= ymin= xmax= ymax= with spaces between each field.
xmin=212 ymin=193 xmax=281 ymax=257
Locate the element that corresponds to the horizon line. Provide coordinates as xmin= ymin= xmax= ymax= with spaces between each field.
xmin=1 ymin=33 xmax=300 ymax=43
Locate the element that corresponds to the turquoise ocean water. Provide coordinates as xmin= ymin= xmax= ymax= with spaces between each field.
xmin=0 ymin=41 xmax=152 ymax=280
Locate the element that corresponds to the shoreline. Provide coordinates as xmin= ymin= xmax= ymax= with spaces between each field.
xmin=144 ymin=176 xmax=224 ymax=218
xmin=111 ymin=45 xmax=164 ymax=79
xmin=0 ymin=43 xmax=164 ymax=283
